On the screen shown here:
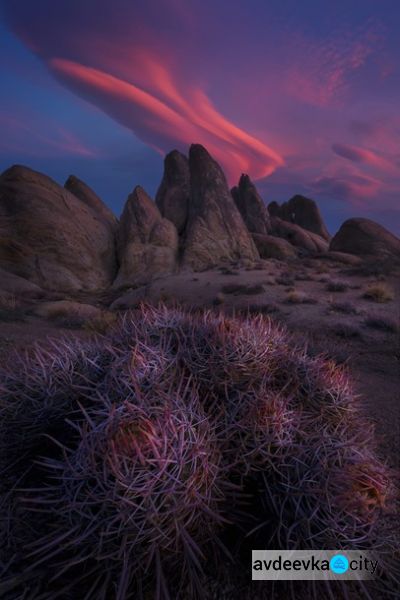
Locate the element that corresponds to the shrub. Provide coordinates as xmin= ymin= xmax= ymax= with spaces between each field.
xmin=363 ymin=283 xmax=394 ymax=303
xmin=0 ymin=305 xmax=395 ymax=598
xmin=328 ymin=301 xmax=361 ymax=315
xmin=285 ymin=290 xmax=317 ymax=304
xmin=295 ymin=272 xmax=314 ymax=281
xmin=364 ymin=315 xmax=399 ymax=333
xmin=326 ymin=280 xmax=349 ymax=292
xmin=245 ymin=303 xmax=280 ymax=315
xmin=275 ymin=275 xmax=295 ymax=286
xmin=331 ymin=322 xmax=362 ymax=339
xmin=221 ymin=284 xmax=264 ymax=295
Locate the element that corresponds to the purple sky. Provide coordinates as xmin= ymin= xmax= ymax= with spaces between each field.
xmin=1 ymin=0 xmax=399 ymax=234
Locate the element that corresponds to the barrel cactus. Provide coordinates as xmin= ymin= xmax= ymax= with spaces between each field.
xmin=0 ymin=305 xmax=396 ymax=598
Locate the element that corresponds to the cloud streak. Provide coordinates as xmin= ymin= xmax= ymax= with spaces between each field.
xmin=332 ymin=142 xmax=398 ymax=173
xmin=0 ymin=113 xmax=97 ymax=158
xmin=50 ymin=56 xmax=283 ymax=182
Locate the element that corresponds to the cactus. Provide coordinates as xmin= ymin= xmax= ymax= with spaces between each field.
xmin=0 ymin=305 xmax=396 ymax=598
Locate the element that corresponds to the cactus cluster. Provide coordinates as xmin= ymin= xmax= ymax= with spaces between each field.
xmin=0 ymin=305 xmax=396 ymax=598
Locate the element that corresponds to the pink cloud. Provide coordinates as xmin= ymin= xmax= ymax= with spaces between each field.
xmin=50 ymin=57 xmax=284 ymax=182
xmin=332 ymin=142 xmax=398 ymax=173
xmin=311 ymin=173 xmax=382 ymax=206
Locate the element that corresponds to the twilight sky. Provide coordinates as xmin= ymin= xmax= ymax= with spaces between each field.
xmin=1 ymin=0 xmax=399 ymax=234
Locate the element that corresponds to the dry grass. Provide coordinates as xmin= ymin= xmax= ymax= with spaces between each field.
xmin=363 ymin=283 xmax=394 ymax=303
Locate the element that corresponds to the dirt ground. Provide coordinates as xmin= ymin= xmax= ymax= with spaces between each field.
xmin=1 ymin=257 xmax=399 ymax=470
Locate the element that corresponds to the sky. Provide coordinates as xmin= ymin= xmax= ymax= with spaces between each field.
xmin=1 ymin=0 xmax=399 ymax=235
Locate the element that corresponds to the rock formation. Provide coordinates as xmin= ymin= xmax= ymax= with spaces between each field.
xmin=252 ymin=234 xmax=297 ymax=260
xmin=270 ymin=217 xmax=329 ymax=253
xmin=268 ymin=195 xmax=330 ymax=241
xmin=113 ymin=186 xmax=178 ymax=288
xmin=2 ymin=146 xmax=397 ymax=299
xmin=0 ymin=165 xmax=117 ymax=291
xmin=231 ymin=174 xmax=271 ymax=234
xmin=65 ymin=175 xmax=118 ymax=230
xmin=155 ymin=150 xmax=190 ymax=235
xmin=330 ymin=218 xmax=400 ymax=260
xmin=182 ymin=145 xmax=259 ymax=270
xmin=0 ymin=267 xmax=44 ymax=297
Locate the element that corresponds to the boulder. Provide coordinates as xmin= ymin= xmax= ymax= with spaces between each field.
xmin=110 ymin=286 xmax=149 ymax=310
xmin=318 ymin=251 xmax=362 ymax=266
xmin=268 ymin=195 xmax=330 ymax=241
xmin=231 ymin=174 xmax=271 ymax=234
xmin=65 ymin=175 xmax=117 ymax=230
xmin=252 ymin=234 xmax=297 ymax=260
xmin=270 ymin=217 xmax=329 ymax=253
xmin=329 ymin=218 xmax=400 ymax=260
xmin=113 ymin=186 xmax=178 ymax=289
xmin=155 ymin=150 xmax=190 ymax=235
xmin=183 ymin=145 xmax=259 ymax=271
xmin=33 ymin=300 xmax=104 ymax=321
xmin=0 ymin=267 xmax=44 ymax=297
xmin=0 ymin=165 xmax=117 ymax=291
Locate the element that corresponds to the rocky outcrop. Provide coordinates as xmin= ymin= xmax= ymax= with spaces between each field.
xmin=270 ymin=217 xmax=329 ymax=253
xmin=231 ymin=174 xmax=271 ymax=234
xmin=267 ymin=201 xmax=280 ymax=217
xmin=0 ymin=267 xmax=44 ymax=297
xmin=330 ymin=218 xmax=400 ymax=260
xmin=0 ymin=165 xmax=117 ymax=291
xmin=252 ymin=234 xmax=297 ymax=260
xmin=33 ymin=300 xmax=104 ymax=320
xmin=268 ymin=195 xmax=330 ymax=241
xmin=319 ymin=251 xmax=362 ymax=265
xmin=113 ymin=186 xmax=178 ymax=289
xmin=65 ymin=175 xmax=117 ymax=230
xmin=155 ymin=150 xmax=190 ymax=235
xmin=182 ymin=145 xmax=259 ymax=270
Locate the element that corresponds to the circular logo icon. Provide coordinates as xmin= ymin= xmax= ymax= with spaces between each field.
xmin=330 ymin=554 xmax=349 ymax=574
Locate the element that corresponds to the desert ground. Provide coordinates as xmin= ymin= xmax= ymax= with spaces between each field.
xmin=1 ymin=255 xmax=398 ymax=470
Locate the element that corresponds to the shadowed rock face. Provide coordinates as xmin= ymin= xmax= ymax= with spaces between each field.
xmin=231 ymin=174 xmax=271 ymax=235
xmin=267 ymin=201 xmax=280 ymax=217
xmin=155 ymin=150 xmax=190 ymax=235
xmin=0 ymin=165 xmax=117 ymax=291
xmin=268 ymin=195 xmax=330 ymax=241
xmin=252 ymin=234 xmax=297 ymax=260
xmin=270 ymin=217 xmax=329 ymax=253
xmin=113 ymin=186 xmax=178 ymax=288
xmin=65 ymin=175 xmax=117 ymax=230
xmin=182 ymin=145 xmax=259 ymax=270
xmin=330 ymin=218 xmax=400 ymax=259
